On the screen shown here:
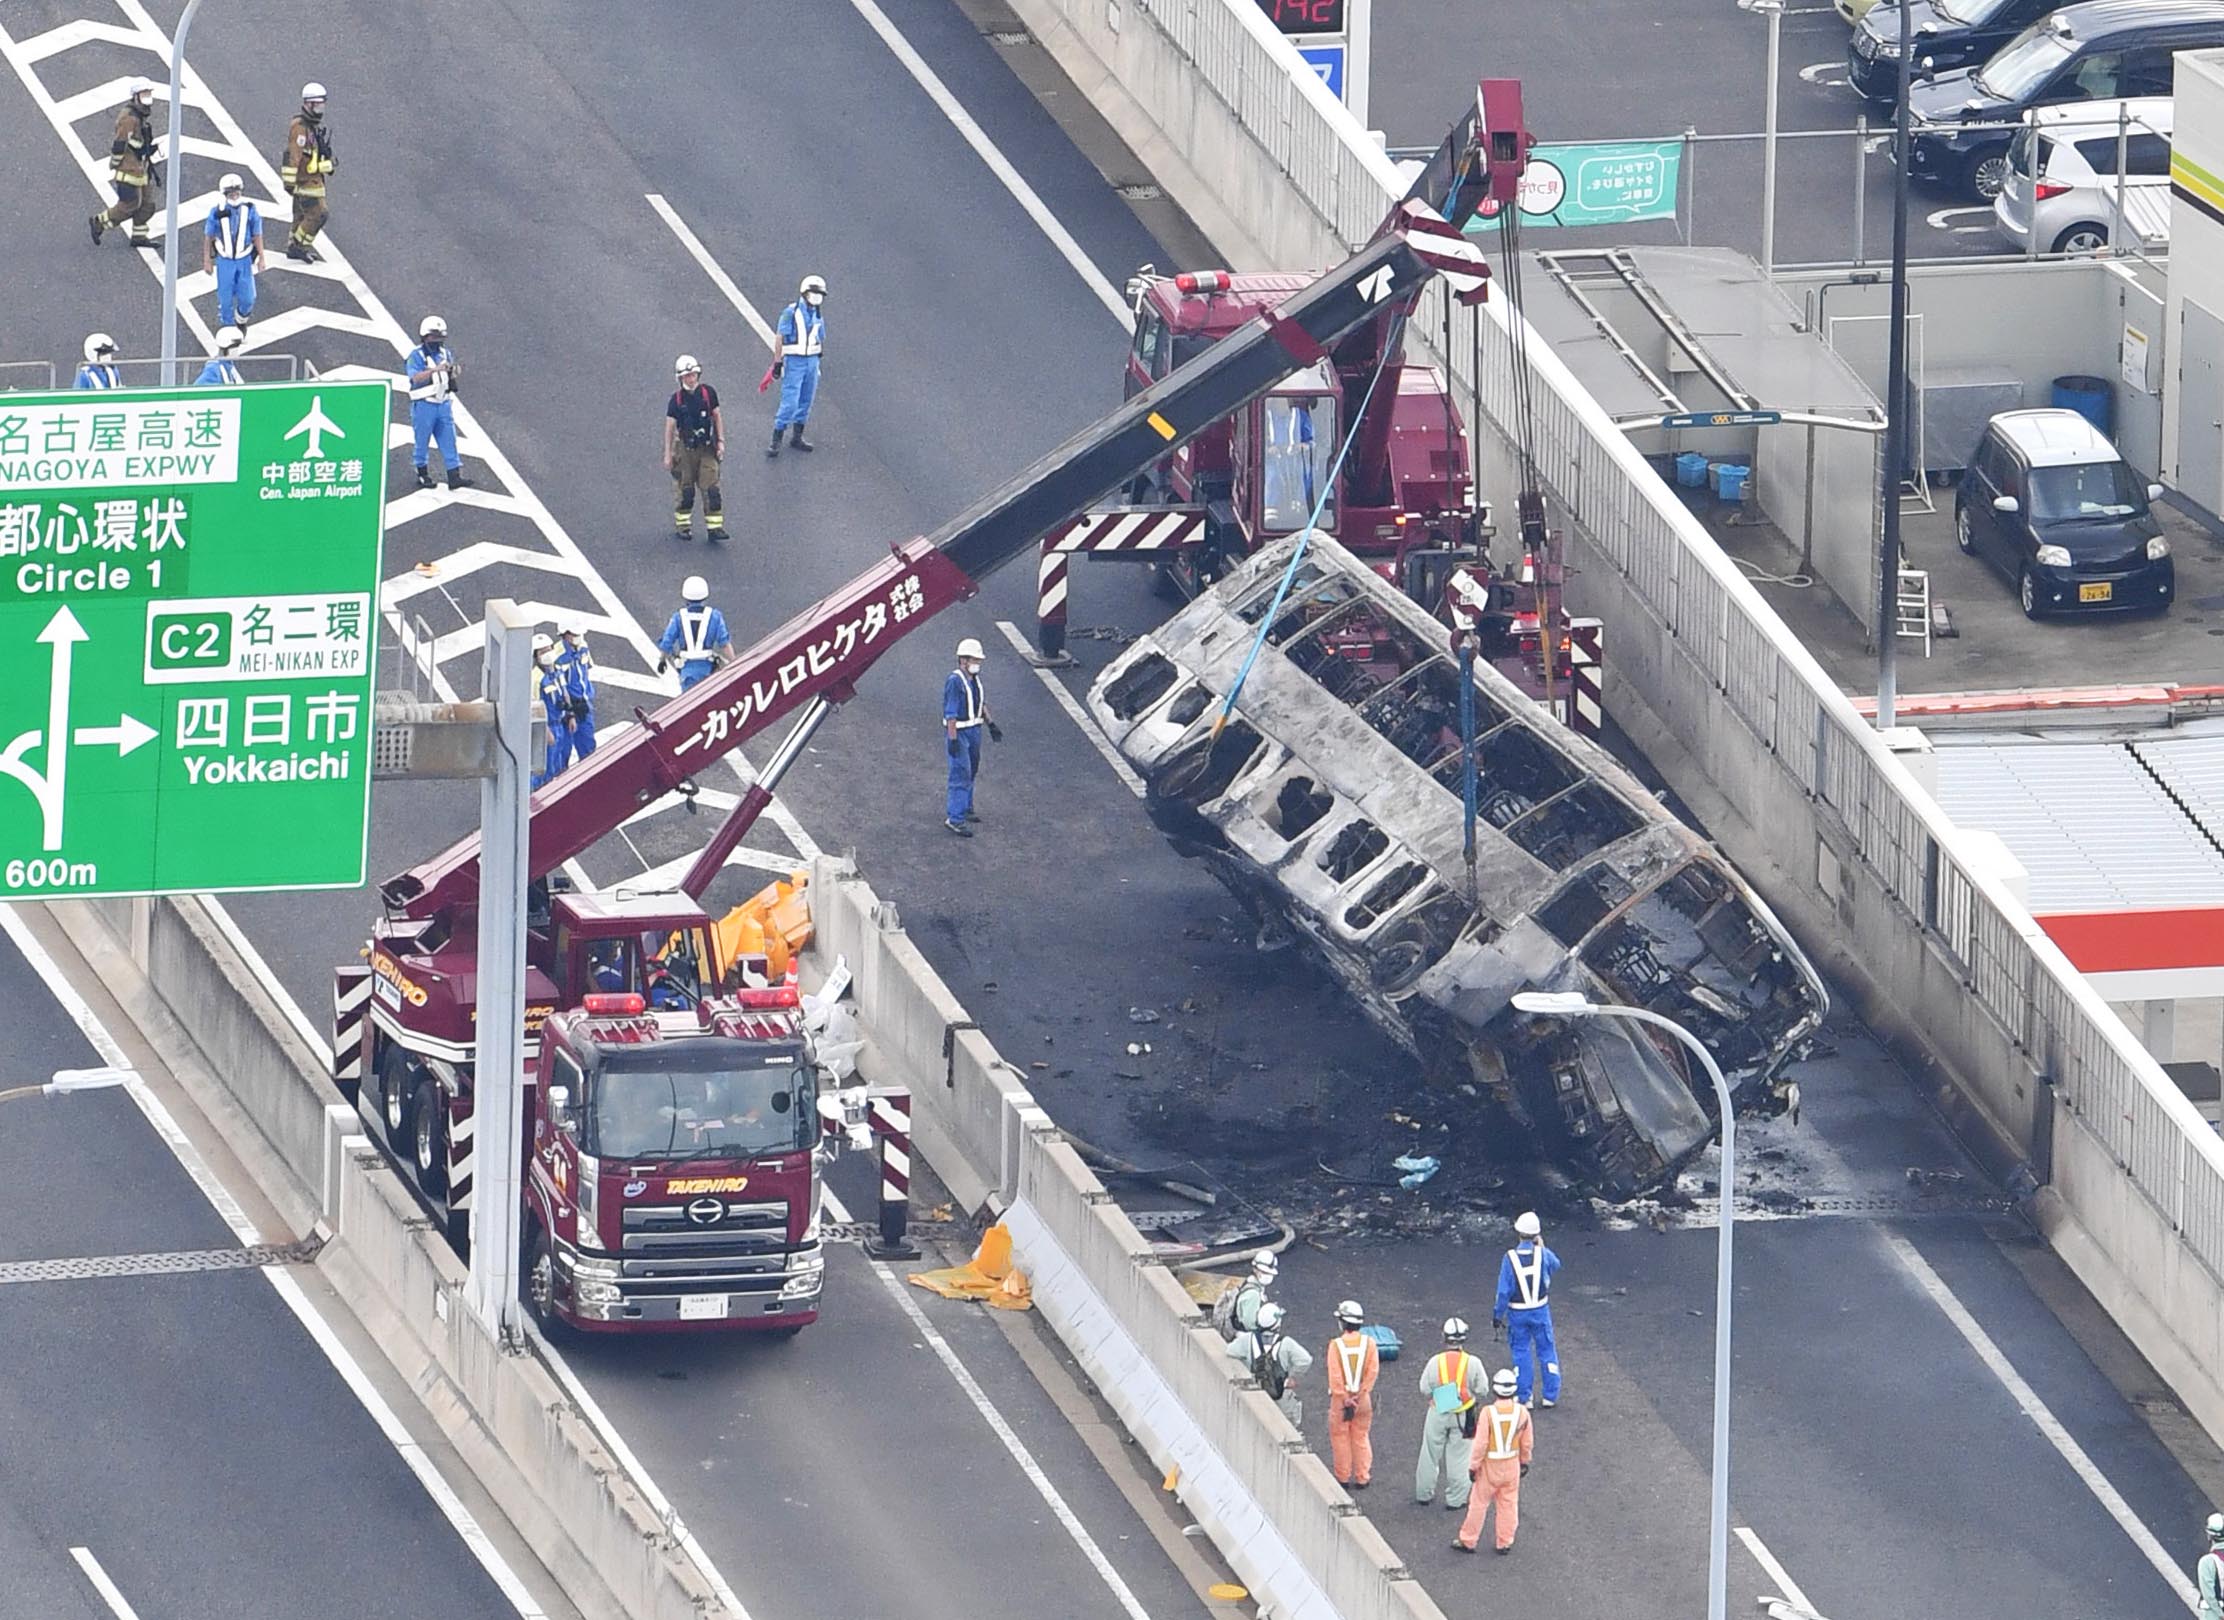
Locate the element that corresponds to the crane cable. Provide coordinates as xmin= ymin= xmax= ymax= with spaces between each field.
xmin=1209 ymin=309 xmax=1410 ymax=741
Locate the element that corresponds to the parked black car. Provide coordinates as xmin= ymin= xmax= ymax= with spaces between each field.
xmin=1850 ymin=0 xmax=2076 ymax=103
xmin=1955 ymin=409 xmax=2174 ymax=618
xmin=1904 ymin=0 xmax=2224 ymax=197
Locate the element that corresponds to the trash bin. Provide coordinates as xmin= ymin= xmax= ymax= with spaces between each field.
xmin=1711 ymin=463 xmax=1751 ymax=503
xmin=1675 ymin=451 xmax=1710 ymax=488
xmin=2052 ymin=374 xmax=2113 ymax=435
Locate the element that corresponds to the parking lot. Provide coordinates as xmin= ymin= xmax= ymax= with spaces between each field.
xmin=1374 ymin=0 xmax=2087 ymax=264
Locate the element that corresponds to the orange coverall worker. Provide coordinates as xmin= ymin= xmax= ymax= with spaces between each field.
xmin=1325 ymin=1328 xmax=1379 ymax=1487
xmin=1456 ymin=1396 xmax=1534 ymax=1553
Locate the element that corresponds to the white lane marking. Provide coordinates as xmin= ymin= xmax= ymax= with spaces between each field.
xmin=69 ymin=1549 xmax=145 ymax=1620
xmin=645 ymin=194 xmax=778 ymax=348
xmin=527 ymin=1328 xmax=759 ymax=1620
xmin=841 ymin=0 xmax=1130 ymax=324
xmin=0 ymin=908 xmax=545 ymax=1618
xmin=821 ymin=1188 xmax=1154 ymax=1620
xmin=262 ymin=1267 xmax=549 ymax=1618
xmin=992 ymin=620 xmax=1144 ymax=796
xmin=1797 ymin=61 xmax=1850 ymax=86
xmin=1736 ymin=1525 xmax=1818 ymax=1614
xmin=1925 ymin=206 xmax=1994 ymax=232
xmin=1883 ymin=1232 xmax=2200 ymax=1612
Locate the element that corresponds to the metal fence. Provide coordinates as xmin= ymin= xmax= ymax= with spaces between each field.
xmin=1115 ymin=0 xmax=2224 ymax=1286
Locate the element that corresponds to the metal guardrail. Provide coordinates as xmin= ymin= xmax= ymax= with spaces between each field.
xmin=1125 ymin=0 xmax=2224 ymax=1287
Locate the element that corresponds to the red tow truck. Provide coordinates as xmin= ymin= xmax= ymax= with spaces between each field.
xmin=331 ymin=82 xmax=1527 ymax=1335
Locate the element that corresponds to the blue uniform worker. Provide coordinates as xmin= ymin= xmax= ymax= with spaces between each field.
xmin=769 ymin=274 xmax=826 ymax=454
xmin=75 ymin=332 xmax=122 ymax=389
xmin=202 ymin=175 xmax=263 ymax=328
xmin=195 ymin=327 xmax=246 ymax=387
xmin=942 ymin=636 xmax=998 ymax=836
xmin=657 ymin=576 xmax=732 ymax=691
xmin=557 ymin=628 xmax=598 ymax=761
xmin=405 ymin=314 xmax=474 ymax=491
xmin=1493 ymin=1211 xmax=1562 ymax=1407
xmin=531 ymin=635 xmax=571 ymax=789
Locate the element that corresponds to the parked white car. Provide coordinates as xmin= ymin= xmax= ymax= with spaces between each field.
xmin=1994 ymin=96 xmax=2172 ymax=254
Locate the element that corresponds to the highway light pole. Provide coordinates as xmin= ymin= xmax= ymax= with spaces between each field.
xmin=0 ymin=1068 xmax=133 ymax=1104
xmin=1876 ymin=0 xmax=1915 ymax=729
xmin=158 ymin=0 xmax=208 ymax=387
xmin=1741 ymin=0 xmax=1786 ymax=276
xmin=1513 ymin=991 xmax=1736 ymax=1620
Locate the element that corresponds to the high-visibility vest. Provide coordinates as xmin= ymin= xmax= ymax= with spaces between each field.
xmin=949 ymin=670 xmax=985 ymax=729
xmin=208 ymin=203 xmax=259 ymax=259
xmin=204 ymin=360 xmax=243 ymax=386
xmin=782 ymin=302 xmax=824 ymax=358
xmin=676 ymin=607 xmax=715 ymax=660
xmin=407 ymin=346 xmax=452 ymax=403
xmin=1484 ymin=1400 xmax=1527 ymax=1460
xmin=1431 ymin=1350 xmax=1475 ymax=1411
xmin=78 ymin=366 xmax=122 ymax=390
xmin=1507 ymin=1244 xmax=1549 ymax=1310
xmin=1332 ymin=1332 xmax=1370 ymax=1396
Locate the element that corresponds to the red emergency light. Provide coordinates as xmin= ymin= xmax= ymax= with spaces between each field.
xmin=581 ymin=992 xmax=647 ymax=1015
xmin=734 ymin=984 xmax=801 ymax=1009
xmin=1174 ymin=272 xmax=1232 ymax=295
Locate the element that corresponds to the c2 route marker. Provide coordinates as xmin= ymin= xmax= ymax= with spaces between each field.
xmin=0 ymin=381 xmax=389 ymax=898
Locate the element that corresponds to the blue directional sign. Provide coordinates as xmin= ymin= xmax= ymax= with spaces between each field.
xmin=1297 ymin=41 xmax=1346 ymax=103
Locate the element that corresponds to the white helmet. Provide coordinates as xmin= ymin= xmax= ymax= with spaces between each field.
xmin=1335 ymin=1299 xmax=1364 ymax=1326
xmin=1249 ymin=1248 xmax=1278 ymax=1281
xmin=301 ymin=81 xmax=327 ymax=102
xmin=418 ymin=314 xmax=447 ymax=339
xmin=2209 ymin=1511 xmax=2224 ymax=1544
xmin=1442 ymin=1316 xmax=1470 ymax=1343
xmin=219 ymin=172 xmax=245 ymax=194
xmin=674 ymin=354 xmax=701 ymax=376
xmin=800 ymin=274 xmax=827 ymax=298
xmin=84 ymin=332 xmax=117 ymax=362
xmin=1255 ymin=1302 xmax=1286 ymax=1332
xmin=1515 ymin=1211 xmax=1542 ymax=1239
xmin=214 ymin=325 xmax=243 ymax=353
xmin=956 ymin=637 xmax=986 ymax=663
xmin=1492 ymin=1367 xmax=1519 ymax=1397
xmin=128 ymin=78 xmax=154 ymax=101
xmin=530 ymin=632 xmax=555 ymax=658
xmin=681 ymin=574 xmax=709 ymax=604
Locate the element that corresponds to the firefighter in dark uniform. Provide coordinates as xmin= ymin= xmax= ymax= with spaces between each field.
xmin=280 ymin=81 xmax=335 ymax=262
xmin=89 ymin=79 xmax=161 ymax=248
xmin=663 ymin=355 xmax=726 ymax=541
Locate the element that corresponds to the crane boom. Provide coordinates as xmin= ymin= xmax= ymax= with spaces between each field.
xmin=383 ymin=227 xmax=1472 ymax=920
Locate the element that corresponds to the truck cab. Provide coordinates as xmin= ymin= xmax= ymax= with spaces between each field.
xmin=524 ymin=987 xmax=827 ymax=1333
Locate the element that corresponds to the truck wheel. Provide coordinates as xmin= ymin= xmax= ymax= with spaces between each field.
xmin=411 ymin=1078 xmax=449 ymax=1195
xmin=523 ymin=1223 xmax=563 ymax=1331
xmin=379 ymin=1049 xmax=411 ymax=1146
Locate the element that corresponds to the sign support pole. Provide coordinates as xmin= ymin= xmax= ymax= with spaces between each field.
xmin=1347 ymin=0 xmax=1371 ymax=128
xmin=465 ymin=601 xmax=532 ymax=1342
xmin=158 ymin=0 xmax=208 ymax=387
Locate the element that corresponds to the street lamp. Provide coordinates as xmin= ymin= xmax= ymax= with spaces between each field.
xmin=0 ymin=1066 xmax=133 ymax=1104
xmin=1512 ymin=990 xmax=1737 ymax=1620
xmin=1739 ymin=0 xmax=1786 ymax=277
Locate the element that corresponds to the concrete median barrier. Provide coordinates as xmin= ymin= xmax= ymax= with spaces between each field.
xmin=807 ymin=856 xmax=1445 ymax=1620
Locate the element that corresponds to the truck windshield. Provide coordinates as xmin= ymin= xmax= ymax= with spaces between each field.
xmin=1259 ymin=393 xmax=1337 ymax=533
xmin=587 ymin=1057 xmax=813 ymax=1160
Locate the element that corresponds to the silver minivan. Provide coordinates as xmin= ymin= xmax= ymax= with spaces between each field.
xmin=1994 ymin=95 xmax=2172 ymax=253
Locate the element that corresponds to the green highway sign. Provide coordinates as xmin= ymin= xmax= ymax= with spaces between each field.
xmin=0 ymin=380 xmax=389 ymax=898
xmin=1465 ymin=139 xmax=1684 ymax=231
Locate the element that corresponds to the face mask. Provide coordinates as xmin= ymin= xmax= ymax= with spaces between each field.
xmin=805 ymin=292 xmax=823 ymax=307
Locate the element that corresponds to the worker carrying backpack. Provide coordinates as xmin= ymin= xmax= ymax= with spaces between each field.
xmin=1250 ymin=1331 xmax=1288 ymax=1401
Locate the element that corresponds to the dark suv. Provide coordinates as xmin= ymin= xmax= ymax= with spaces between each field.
xmin=1954 ymin=409 xmax=2173 ymax=618
xmin=1905 ymin=0 xmax=2224 ymax=197
xmin=1850 ymin=0 xmax=2075 ymax=103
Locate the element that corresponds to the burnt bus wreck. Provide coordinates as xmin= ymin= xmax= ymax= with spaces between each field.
xmin=1087 ymin=534 xmax=1827 ymax=1199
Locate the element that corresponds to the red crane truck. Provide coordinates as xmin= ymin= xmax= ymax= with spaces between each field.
xmin=330 ymin=84 xmax=1525 ymax=1334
